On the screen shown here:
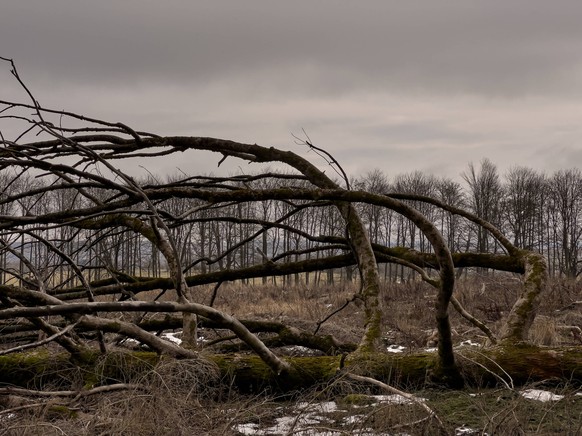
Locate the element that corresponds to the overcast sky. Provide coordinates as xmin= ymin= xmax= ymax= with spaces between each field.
xmin=2 ymin=1 xmax=582 ymax=181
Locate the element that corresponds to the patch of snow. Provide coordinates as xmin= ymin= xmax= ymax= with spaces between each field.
xmin=158 ymin=330 xmax=208 ymax=344
xmin=343 ymin=414 xmax=364 ymax=425
xmin=286 ymin=345 xmax=312 ymax=352
xmin=456 ymin=425 xmax=488 ymax=435
xmin=161 ymin=332 xmax=182 ymax=344
xmin=520 ymin=389 xmax=564 ymax=402
xmin=266 ymin=415 xmax=317 ymax=433
xmin=0 ymin=413 xmax=16 ymax=422
xmin=235 ymin=413 xmax=337 ymax=435
xmin=233 ymin=422 xmax=261 ymax=435
xmin=280 ymin=345 xmax=321 ymax=356
xmin=386 ymin=344 xmax=406 ymax=353
xmin=119 ymin=338 xmax=140 ymax=346
xmin=233 ymin=398 xmax=420 ymax=435
xmin=372 ymin=394 xmax=426 ymax=405
xmin=296 ymin=401 xmax=339 ymax=414
xmin=424 ymin=347 xmax=438 ymax=352
xmin=458 ymin=340 xmax=480 ymax=347
xmin=234 ymin=401 xmax=341 ymax=435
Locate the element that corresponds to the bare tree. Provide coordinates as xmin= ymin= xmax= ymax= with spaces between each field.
xmin=547 ymin=169 xmax=582 ymax=278
xmin=0 ymin=57 xmax=555 ymax=391
xmin=462 ymin=159 xmax=504 ymax=255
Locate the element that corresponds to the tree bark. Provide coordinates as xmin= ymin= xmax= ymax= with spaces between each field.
xmin=500 ymin=251 xmax=548 ymax=343
xmin=1 ymin=345 xmax=580 ymax=394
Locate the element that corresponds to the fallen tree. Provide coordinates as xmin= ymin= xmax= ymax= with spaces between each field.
xmin=1 ymin=344 xmax=581 ymax=395
xmin=0 ymin=57 xmax=559 ymax=395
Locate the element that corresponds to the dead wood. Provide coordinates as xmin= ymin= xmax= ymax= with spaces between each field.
xmin=0 ymin=345 xmax=580 ymax=395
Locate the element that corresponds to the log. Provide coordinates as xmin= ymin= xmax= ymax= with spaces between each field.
xmin=0 ymin=345 xmax=580 ymax=394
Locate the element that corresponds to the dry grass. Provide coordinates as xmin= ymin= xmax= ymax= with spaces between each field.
xmin=91 ymin=269 xmax=582 ymax=350
xmin=200 ymin=281 xmax=366 ymax=345
xmin=0 ymin=354 xmax=224 ymax=436
xmin=3 ymin=275 xmax=582 ymax=435
xmin=163 ymin=274 xmax=582 ymax=350
xmin=4 ymin=381 xmax=582 ymax=435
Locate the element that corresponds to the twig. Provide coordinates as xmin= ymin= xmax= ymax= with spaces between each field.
xmin=456 ymin=350 xmax=514 ymax=390
xmin=345 ymin=373 xmax=444 ymax=428
xmin=0 ymin=402 xmax=57 ymax=416
xmin=292 ymin=129 xmax=351 ymax=190
xmin=313 ymin=295 xmax=360 ymax=335
xmin=379 ymin=250 xmax=496 ymax=343
xmin=0 ymin=320 xmax=80 ymax=355
xmin=208 ymin=281 xmax=223 ymax=307
xmin=0 ymin=383 xmax=147 ymax=399
xmin=450 ymin=296 xmax=497 ymax=344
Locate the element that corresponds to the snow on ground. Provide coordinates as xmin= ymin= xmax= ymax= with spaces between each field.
xmin=368 ymin=395 xmax=425 ymax=405
xmin=520 ymin=389 xmax=565 ymax=402
xmin=232 ymin=395 xmax=427 ymax=435
xmin=232 ymin=380 xmax=576 ymax=434
xmin=457 ymin=340 xmax=481 ymax=347
xmin=119 ymin=337 xmax=140 ymax=346
xmin=120 ymin=330 xmax=211 ymax=348
xmin=455 ymin=425 xmax=488 ymax=435
xmin=160 ymin=332 xmax=182 ymax=344
xmin=279 ymin=345 xmax=323 ymax=356
xmin=0 ymin=413 xmax=16 ymax=422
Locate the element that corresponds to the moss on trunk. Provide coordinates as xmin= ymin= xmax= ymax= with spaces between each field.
xmin=1 ymin=346 xmax=580 ymax=394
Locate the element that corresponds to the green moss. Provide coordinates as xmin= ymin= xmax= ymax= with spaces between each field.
xmin=427 ymin=387 xmax=582 ymax=434
xmin=1 ymin=346 xmax=581 ymax=396
xmin=459 ymin=343 xmax=582 ymax=387
xmin=427 ymin=389 xmax=487 ymax=429
xmin=346 ymin=352 xmax=436 ymax=388
xmin=45 ymin=404 xmax=78 ymax=420
xmin=0 ymin=350 xmax=74 ymax=388
xmin=0 ymin=350 xmax=163 ymax=390
xmin=213 ymin=354 xmax=296 ymax=393
xmin=210 ymin=354 xmax=341 ymax=394
xmin=357 ymin=309 xmax=383 ymax=354
xmin=501 ymin=251 xmax=548 ymax=343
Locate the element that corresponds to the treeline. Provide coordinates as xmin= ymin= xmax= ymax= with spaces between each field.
xmin=355 ymin=160 xmax=582 ymax=279
xmin=1 ymin=158 xmax=581 ymax=287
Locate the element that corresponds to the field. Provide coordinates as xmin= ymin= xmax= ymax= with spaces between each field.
xmin=1 ymin=275 xmax=582 ymax=435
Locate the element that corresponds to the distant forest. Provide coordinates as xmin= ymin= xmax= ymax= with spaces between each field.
xmin=2 ymin=158 xmax=581 ymax=286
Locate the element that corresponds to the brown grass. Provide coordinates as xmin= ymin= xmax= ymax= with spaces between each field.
xmin=147 ymin=274 xmax=582 ymax=350
xmin=3 ymin=275 xmax=582 ymax=435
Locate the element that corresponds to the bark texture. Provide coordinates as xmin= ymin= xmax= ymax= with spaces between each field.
xmin=0 ymin=346 xmax=579 ymax=394
xmin=500 ymin=252 xmax=548 ymax=343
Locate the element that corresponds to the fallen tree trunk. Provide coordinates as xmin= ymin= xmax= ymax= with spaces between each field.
xmin=45 ymin=250 xmax=523 ymax=302
xmin=1 ymin=345 xmax=580 ymax=394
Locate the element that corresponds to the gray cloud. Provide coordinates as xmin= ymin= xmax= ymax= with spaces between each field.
xmin=2 ymin=1 xmax=582 ymax=181
xmin=4 ymin=1 xmax=582 ymax=95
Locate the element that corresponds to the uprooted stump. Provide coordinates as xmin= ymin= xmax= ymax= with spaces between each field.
xmin=1 ymin=345 xmax=581 ymax=396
